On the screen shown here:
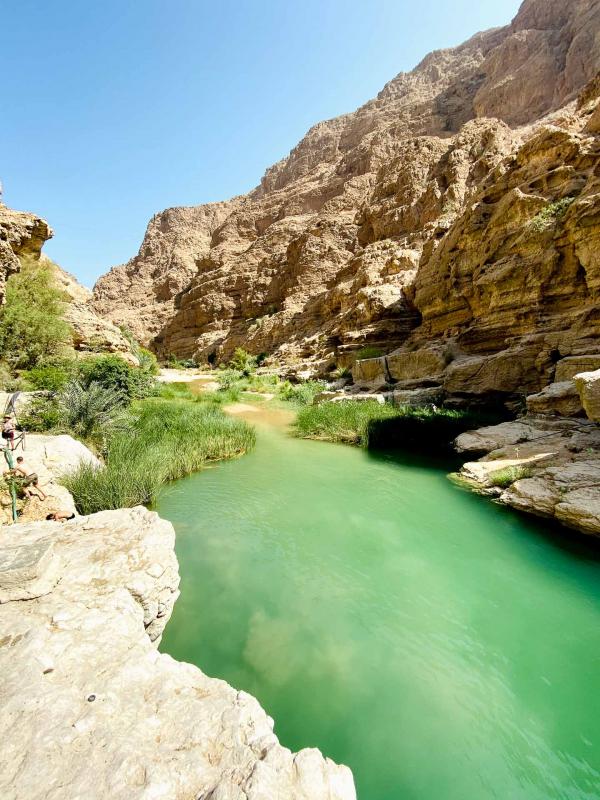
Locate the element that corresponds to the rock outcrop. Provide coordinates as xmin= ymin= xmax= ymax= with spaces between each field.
xmin=93 ymin=0 xmax=600 ymax=391
xmin=575 ymin=368 xmax=600 ymax=421
xmin=0 ymin=507 xmax=355 ymax=800
xmin=0 ymin=204 xmax=51 ymax=304
xmin=0 ymin=204 xmax=137 ymax=363
xmin=455 ymin=416 xmax=600 ymax=535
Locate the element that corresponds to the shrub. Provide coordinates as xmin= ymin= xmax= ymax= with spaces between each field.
xmin=0 ymin=362 xmax=12 ymax=390
xmin=295 ymin=400 xmax=398 ymax=444
xmin=22 ymin=361 xmax=75 ymax=391
xmin=166 ymin=354 xmax=196 ymax=369
xmin=332 ymin=366 xmax=352 ymax=380
xmin=0 ymin=259 xmax=72 ymax=369
xmin=217 ymin=368 xmax=245 ymax=391
xmin=137 ymin=347 xmax=159 ymax=375
xmin=19 ymin=394 xmax=61 ymax=432
xmin=356 ymin=346 xmax=384 ymax=360
xmin=229 ymin=347 xmax=256 ymax=376
xmin=56 ymin=380 xmax=129 ymax=444
xmin=488 ymin=464 xmax=533 ymax=489
xmin=279 ymin=379 xmax=326 ymax=406
xmin=529 ymin=197 xmax=575 ymax=232
xmin=79 ymin=354 xmax=156 ymax=400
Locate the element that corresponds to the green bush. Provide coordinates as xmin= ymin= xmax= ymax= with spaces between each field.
xmin=229 ymin=347 xmax=256 ymax=376
xmin=488 ymin=464 xmax=533 ymax=488
xmin=137 ymin=347 xmax=159 ymax=375
xmin=22 ymin=361 xmax=75 ymax=391
xmin=529 ymin=197 xmax=575 ymax=232
xmin=0 ymin=259 xmax=72 ymax=369
xmin=19 ymin=394 xmax=61 ymax=432
xmin=79 ymin=355 xmax=156 ymax=400
xmin=279 ymin=379 xmax=326 ymax=406
xmin=217 ymin=368 xmax=245 ymax=391
xmin=165 ymin=353 xmax=196 ymax=369
xmin=295 ymin=400 xmax=398 ymax=444
xmin=332 ymin=366 xmax=352 ymax=380
xmin=62 ymin=398 xmax=255 ymax=514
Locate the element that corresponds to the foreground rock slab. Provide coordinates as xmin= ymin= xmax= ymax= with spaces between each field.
xmin=0 ymin=507 xmax=355 ymax=800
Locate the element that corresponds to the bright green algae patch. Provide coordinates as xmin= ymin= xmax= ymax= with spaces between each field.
xmin=159 ymin=410 xmax=600 ymax=800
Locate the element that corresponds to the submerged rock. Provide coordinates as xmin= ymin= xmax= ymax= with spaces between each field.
xmin=0 ymin=507 xmax=356 ymax=800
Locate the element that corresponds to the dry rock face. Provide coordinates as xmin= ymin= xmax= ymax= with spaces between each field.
xmin=0 ymin=204 xmax=136 ymax=362
xmin=0 ymin=204 xmax=51 ymax=304
xmin=0 ymin=507 xmax=355 ymax=800
xmin=455 ymin=416 xmax=600 ymax=535
xmin=93 ymin=0 xmax=600 ymax=392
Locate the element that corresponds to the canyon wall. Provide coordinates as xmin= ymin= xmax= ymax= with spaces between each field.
xmin=92 ymin=0 xmax=600 ymax=399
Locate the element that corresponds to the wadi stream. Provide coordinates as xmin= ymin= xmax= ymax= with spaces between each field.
xmin=159 ymin=402 xmax=600 ymax=799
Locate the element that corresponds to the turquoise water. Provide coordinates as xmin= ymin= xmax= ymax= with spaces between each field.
xmin=159 ymin=406 xmax=600 ymax=799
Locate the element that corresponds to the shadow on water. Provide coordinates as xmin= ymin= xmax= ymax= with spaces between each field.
xmin=365 ymin=410 xmax=504 ymax=457
xmin=366 ymin=413 xmax=600 ymax=566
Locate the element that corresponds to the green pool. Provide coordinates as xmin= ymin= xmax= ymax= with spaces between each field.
xmin=159 ymin=404 xmax=600 ymax=799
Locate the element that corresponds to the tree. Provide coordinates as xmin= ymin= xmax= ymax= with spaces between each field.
xmin=0 ymin=259 xmax=72 ymax=369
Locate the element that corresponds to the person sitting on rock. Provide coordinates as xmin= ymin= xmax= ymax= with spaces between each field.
xmin=46 ymin=510 xmax=76 ymax=522
xmin=2 ymin=414 xmax=16 ymax=450
xmin=12 ymin=456 xmax=47 ymax=501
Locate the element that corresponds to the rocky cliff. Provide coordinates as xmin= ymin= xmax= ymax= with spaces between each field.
xmin=0 ymin=507 xmax=355 ymax=800
xmin=93 ymin=0 xmax=600 ymax=394
xmin=0 ymin=204 xmax=137 ymax=363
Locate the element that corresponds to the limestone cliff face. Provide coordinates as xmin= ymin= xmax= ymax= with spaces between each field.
xmin=92 ymin=0 xmax=600 ymax=385
xmin=0 ymin=204 xmax=51 ymax=304
xmin=0 ymin=507 xmax=355 ymax=799
xmin=0 ymin=204 xmax=137 ymax=363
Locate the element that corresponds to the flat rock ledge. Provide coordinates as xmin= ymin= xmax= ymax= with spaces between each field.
xmin=0 ymin=507 xmax=355 ymax=800
xmin=455 ymin=417 xmax=600 ymax=535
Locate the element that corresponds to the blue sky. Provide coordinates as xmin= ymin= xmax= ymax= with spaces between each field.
xmin=2 ymin=0 xmax=521 ymax=287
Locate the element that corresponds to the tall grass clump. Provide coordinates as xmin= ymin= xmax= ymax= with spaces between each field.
xmin=295 ymin=400 xmax=398 ymax=444
xmin=355 ymin=345 xmax=384 ymax=360
xmin=62 ymin=398 xmax=255 ymax=514
xmin=295 ymin=401 xmax=490 ymax=451
xmin=157 ymin=381 xmax=198 ymax=401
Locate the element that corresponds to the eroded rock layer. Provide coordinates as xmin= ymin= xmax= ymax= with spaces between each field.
xmin=93 ymin=0 xmax=600 ymax=389
xmin=0 ymin=507 xmax=355 ymax=800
